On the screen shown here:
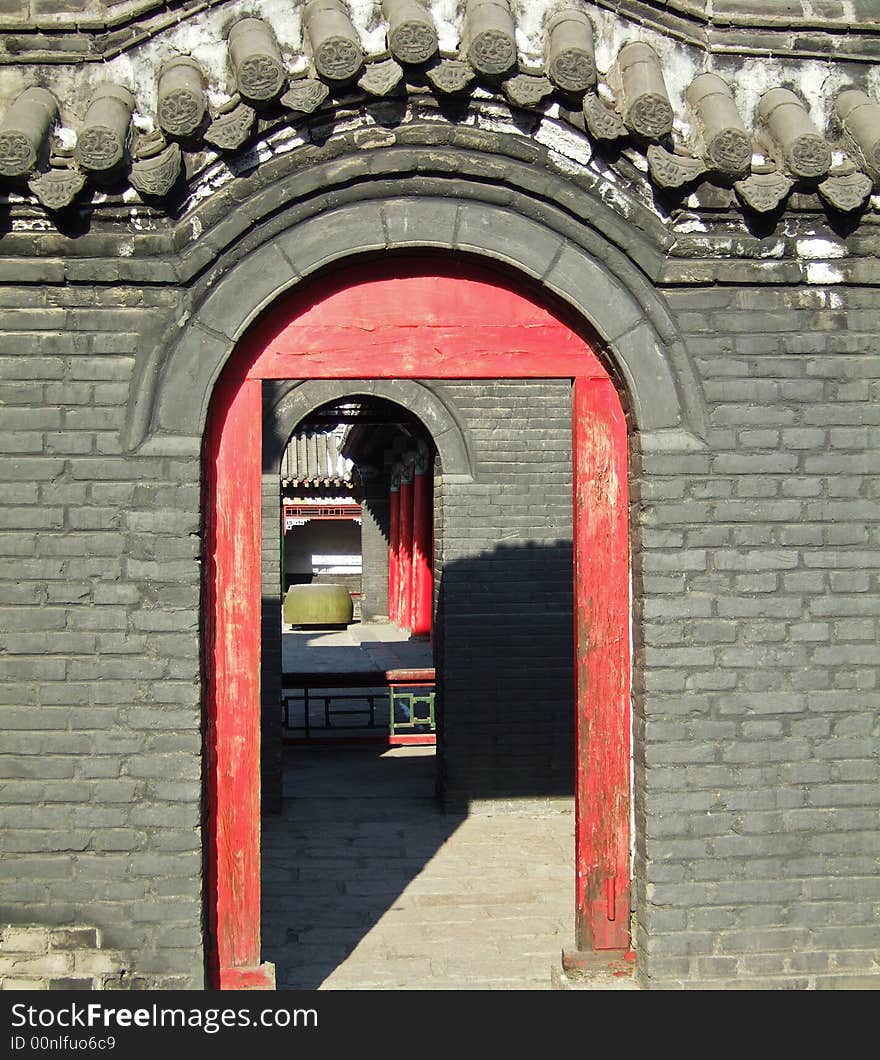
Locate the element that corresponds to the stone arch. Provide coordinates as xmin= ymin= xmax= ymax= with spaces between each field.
xmin=259 ymin=378 xmax=474 ymax=818
xmin=125 ymin=188 xmax=708 ymax=455
xmin=263 ymin=379 xmax=476 ymax=482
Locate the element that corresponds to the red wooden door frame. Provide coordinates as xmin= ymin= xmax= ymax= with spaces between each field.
xmin=204 ymin=260 xmax=632 ymax=988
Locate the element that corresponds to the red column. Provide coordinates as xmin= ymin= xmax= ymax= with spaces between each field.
xmin=205 ymin=370 xmax=273 ymax=989
xmin=397 ymin=465 xmax=414 ymax=631
xmin=388 ymin=478 xmax=400 ymax=622
xmin=573 ymin=377 xmax=631 ymax=952
xmin=411 ymin=459 xmax=433 ymax=637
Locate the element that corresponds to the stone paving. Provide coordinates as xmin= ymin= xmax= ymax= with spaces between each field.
xmin=261 ymin=745 xmax=575 ymax=991
xmin=281 ymin=620 xmax=434 ymax=675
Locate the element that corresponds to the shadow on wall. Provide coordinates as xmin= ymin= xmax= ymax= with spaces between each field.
xmin=435 ymin=540 xmax=575 ymax=805
xmin=260 ymin=541 xmax=576 ymax=989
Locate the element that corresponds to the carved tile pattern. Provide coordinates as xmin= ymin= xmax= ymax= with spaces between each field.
xmin=0 ymin=132 xmax=36 ymax=177
xmin=548 ymin=49 xmax=595 ymax=93
xmin=28 ymin=168 xmax=86 ymax=210
xmin=503 ymin=74 xmax=553 ymax=109
xmin=627 ymin=94 xmax=673 ymax=140
xmin=0 ymin=6 xmax=874 ymax=227
xmin=130 ymin=142 xmax=181 ymax=196
xmin=584 ymin=92 xmax=626 ymax=140
xmin=359 ymin=59 xmax=404 ymax=97
xmin=238 ymin=55 xmax=285 ymax=101
xmin=76 ymin=127 xmax=124 ymax=170
xmin=157 ymin=88 xmax=205 ymax=137
xmin=426 ymin=60 xmax=475 ymax=95
xmin=281 ymin=79 xmax=330 ymax=115
xmin=389 ymin=22 xmax=437 ymax=64
xmin=788 ymin=134 xmax=832 ymax=178
xmin=469 ymin=30 xmax=516 ymax=76
xmin=734 ymin=169 xmax=793 ymax=212
xmin=204 ymin=102 xmax=255 ymax=151
xmin=818 ymin=170 xmax=872 ymax=211
xmin=706 ymin=127 xmax=751 ymax=175
xmin=647 ymin=145 xmax=706 ymax=188
xmin=315 ymin=38 xmax=362 ymax=82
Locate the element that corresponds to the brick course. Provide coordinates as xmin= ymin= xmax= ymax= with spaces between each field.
xmin=0 ymin=209 xmax=877 ymax=989
xmin=431 ymin=381 xmax=575 ymax=811
xmin=633 ymin=284 xmax=880 ymax=988
xmin=0 ymin=295 xmax=203 ymax=988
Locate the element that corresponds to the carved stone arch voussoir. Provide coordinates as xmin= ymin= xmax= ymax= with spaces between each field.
xmin=263 ymin=379 xmax=477 ymax=482
xmin=125 ymin=196 xmax=707 ymax=454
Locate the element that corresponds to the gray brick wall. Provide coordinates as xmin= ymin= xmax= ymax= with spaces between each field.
xmin=359 ymin=480 xmax=391 ymax=623
xmin=634 ymin=284 xmax=880 ymax=989
xmin=433 ymin=380 xmax=574 ymax=811
xmin=0 ymin=288 xmax=203 ymax=990
xmin=0 ymin=267 xmax=877 ymax=989
xmin=0 ymin=924 xmax=136 ymax=990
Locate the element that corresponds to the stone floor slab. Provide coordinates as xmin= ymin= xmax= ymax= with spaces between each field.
xmin=261 ymin=745 xmax=574 ymax=991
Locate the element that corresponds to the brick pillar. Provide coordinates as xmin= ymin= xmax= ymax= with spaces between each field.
xmin=388 ymin=470 xmax=400 ymax=623
xmin=359 ymin=472 xmax=390 ymax=622
xmin=397 ymin=461 xmax=414 ymax=631
xmin=411 ymin=449 xmax=433 ymax=637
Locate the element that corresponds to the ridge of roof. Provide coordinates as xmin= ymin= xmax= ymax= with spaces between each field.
xmin=2 ymin=2 xmax=878 ymax=62
xmin=0 ymin=1 xmax=878 ymax=230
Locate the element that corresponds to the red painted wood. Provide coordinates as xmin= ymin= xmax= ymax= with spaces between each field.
xmin=219 ymin=965 xmax=276 ymax=990
xmin=386 ymin=734 xmax=436 ymax=746
xmin=205 ymin=370 xmax=266 ymax=982
xmin=250 ymin=325 xmax=601 ymax=379
xmin=236 ymin=263 xmax=608 ymax=383
xmin=288 ymin=268 xmax=576 ymax=327
xmin=388 ymin=486 xmax=400 ymax=622
xmin=572 ymin=377 xmax=631 ymax=951
xmin=398 ymin=476 xmax=414 ymax=630
xmin=385 ymin=668 xmax=435 ymax=683
xmin=411 ymin=469 xmax=433 ymax=638
xmin=205 ymin=260 xmax=633 ymax=987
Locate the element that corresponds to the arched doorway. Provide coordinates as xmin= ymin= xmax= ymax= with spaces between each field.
xmin=204 ymin=258 xmax=631 ymax=988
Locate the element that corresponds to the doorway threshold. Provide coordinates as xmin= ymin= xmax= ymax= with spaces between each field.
xmin=552 ymin=949 xmax=640 ymax=990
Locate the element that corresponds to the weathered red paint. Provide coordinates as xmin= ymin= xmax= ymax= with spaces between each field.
xmin=388 ymin=486 xmax=400 ymax=623
xmin=573 ymin=377 xmax=631 ymax=950
xmin=204 ymin=259 xmax=631 ymax=988
xmin=397 ymin=475 xmax=414 ymax=631
xmin=385 ymin=668 xmax=435 ymax=684
xmin=236 ymin=262 xmax=608 ymax=383
xmin=283 ymin=503 xmax=361 ymax=521
xmin=204 ymin=367 xmax=271 ymax=985
xmin=219 ymin=965 xmax=276 ymax=990
xmin=411 ymin=468 xmax=433 ymax=638
xmin=252 ymin=326 xmax=595 ymax=379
